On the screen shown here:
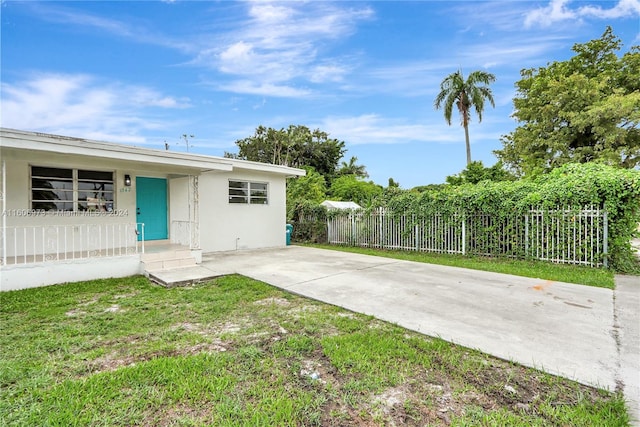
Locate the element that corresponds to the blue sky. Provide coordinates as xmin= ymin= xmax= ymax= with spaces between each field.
xmin=1 ymin=0 xmax=639 ymax=188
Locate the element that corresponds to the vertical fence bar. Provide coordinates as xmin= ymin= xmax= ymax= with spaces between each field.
xmin=524 ymin=214 xmax=529 ymax=257
xmin=603 ymin=209 xmax=608 ymax=268
xmin=22 ymin=227 xmax=27 ymax=264
xmin=461 ymin=215 xmax=466 ymax=255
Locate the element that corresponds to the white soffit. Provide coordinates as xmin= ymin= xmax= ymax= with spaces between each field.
xmin=0 ymin=128 xmax=305 ymax=177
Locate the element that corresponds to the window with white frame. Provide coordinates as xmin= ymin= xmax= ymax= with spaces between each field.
xmin=228 ymin=180 xmax=268 ymax=204
xmin=31 ymin=166 xmax=115 ymax=212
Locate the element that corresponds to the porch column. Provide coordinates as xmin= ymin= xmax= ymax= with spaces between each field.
xmin=189 ymin=175 xmax=200 ymax=249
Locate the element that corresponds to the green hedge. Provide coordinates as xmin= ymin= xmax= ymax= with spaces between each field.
xmin=289 ymin=200 xmax=328 ymax=243
xmin=372 ymin=163 xmax=639 ymax=272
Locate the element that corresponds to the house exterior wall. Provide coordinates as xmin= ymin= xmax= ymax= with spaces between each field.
xmin=2 ymin=148 xmax=151 ymax=226
xmin=1 ymin=256 xmax=143 ymax=291
xmin=2 ymin=150 xmax=135 ymax=257
xmin=198 ymin=170 xmax=287 ymax=252
xmin=2 ymin=147 xmax=290 ymax=257
xmin=1 ymin=128 xmax=303 ymax=290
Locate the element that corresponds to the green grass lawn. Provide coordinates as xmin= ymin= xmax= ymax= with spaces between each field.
xmin=305 ymin=243 xmax=616 ymax=289
xmin=1 ymin=275 xmax=628 ymax=426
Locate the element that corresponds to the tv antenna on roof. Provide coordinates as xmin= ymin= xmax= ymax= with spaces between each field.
xmin=182 ymin=134 xmax=195 ymax=152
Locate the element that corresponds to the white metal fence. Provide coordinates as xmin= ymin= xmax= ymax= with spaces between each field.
xmin=1 ymin=223 xmax=144 ymax=266
xmin=326 ymin=207 xmax=608 ymax=267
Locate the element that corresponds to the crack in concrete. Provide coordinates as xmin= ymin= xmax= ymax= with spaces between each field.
xmin=612 ymin=288 xmax=624 ymax=394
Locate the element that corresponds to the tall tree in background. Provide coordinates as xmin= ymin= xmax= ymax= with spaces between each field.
xmin=495 ymin=27 xmax=639 ymax=176
xmin=329 ymin=175 xmax=383 ymax=206
xmin=337 ymin=156 xmax=368 ymax=178
xmin=226 ymin=125 xmax=346 ymax=183
xmin=434 ymin=70 xmax=496 ymax=165
xmin=445 ymin=161 xmax=515 ymax=186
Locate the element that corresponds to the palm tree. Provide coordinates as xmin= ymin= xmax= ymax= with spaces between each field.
xmin=337 ymin=156 xmax=368 ymax=178
xmin=434 ymin=70 xmax=496 ymax=165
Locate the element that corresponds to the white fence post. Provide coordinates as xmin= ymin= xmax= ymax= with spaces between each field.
xmin=461 ymin=214 xmax=466 ymax=255
xmin=603 ymin=209 xmax=608 ymax=268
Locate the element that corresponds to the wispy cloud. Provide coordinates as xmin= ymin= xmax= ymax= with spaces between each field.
xmin=579 ymin=0 xmax=640 ymax=19
xmin=217 ymin=80 xmax=311 ymax=98
xmin=320 ymin=114 xmax=460 ymax=145
xmin=525 ymin=0 xmax=640 ymax=28
xmin=195 ymin=1 xmax=373 ymax=96
xmin=0 ymin=73 xmax=190 ymax=143
xmin=25 ymin=3 xmax=191 ymax=51
xmin=21 ymin=1 xmax=371 ymax=98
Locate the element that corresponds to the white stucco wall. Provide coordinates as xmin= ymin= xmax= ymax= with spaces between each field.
xmin=198 ymin=170 xmax=287 ymax=252
xmin=2 ymin=147 xmax=290 ymax=255
xmin=0 ymin=148 xmax=201 ymax=258
xmin=3 ymin=148 xmax=139 ymax=228
xmin=1 ymin=130 xmax=302 ymax=290
xmin=2 ymin=150 xmax=136 ymax=258
xmin=0 ymin=256 xmax=143 ymax=291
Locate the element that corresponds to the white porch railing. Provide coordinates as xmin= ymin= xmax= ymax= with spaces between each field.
xmin=171 ymin=220 xmax=200 ymax=249
xmin=1 ymin=223 xmax=145 ymax=266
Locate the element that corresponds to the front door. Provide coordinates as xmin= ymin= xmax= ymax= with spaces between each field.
xmin=136 ymin=177 xmax=168 ymax=241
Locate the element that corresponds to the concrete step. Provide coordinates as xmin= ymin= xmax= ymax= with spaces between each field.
xmin=141 ymin=244 xmax=198 ymax=273
xmin=148 ymin=265 xmax=222 ymax=288
xmin=143 ymin=257 xmax=197 ymax=272
xmin=141 ymin=249 xmax=193 ymax=262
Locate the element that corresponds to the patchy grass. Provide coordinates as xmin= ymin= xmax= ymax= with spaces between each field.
xmin=1 ymin=275 xmax=628 ymax=426
xmin=305 ymin=243 xmax=615 ymax=289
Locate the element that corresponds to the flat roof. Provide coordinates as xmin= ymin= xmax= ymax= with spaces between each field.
xmin=0 ymin=128 xmax=305 ymax=177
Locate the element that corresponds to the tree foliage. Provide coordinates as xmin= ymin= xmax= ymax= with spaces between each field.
xmin=496 ymin=27 xmax=640 ymax=176
xmin=445 ymin=161 xmax=515 ymax=186
xmin=371 ymin=163 xmax=640 ymax=272
xmin=226 ymin=125 xmax=346 ymax=182
xmin=337 ymin=156 xmax=368 ymax=178
xmin=434 ymin=70 xmax=496 ymax=165
xmin=329 ymin=175 xmax=383 ymax=206
xmin=286 ymin=167 xmax=327 ymax=219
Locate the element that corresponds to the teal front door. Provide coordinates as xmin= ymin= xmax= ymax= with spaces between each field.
xmin=136 ymin=177 xmax=168 ymax=241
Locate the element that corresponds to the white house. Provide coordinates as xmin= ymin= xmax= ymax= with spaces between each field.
xmin=0 ymin=128 xmax=305 ymax=290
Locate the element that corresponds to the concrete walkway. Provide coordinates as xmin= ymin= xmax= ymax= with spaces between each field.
xmin=200 ymin=246 xmax=639 ymax=423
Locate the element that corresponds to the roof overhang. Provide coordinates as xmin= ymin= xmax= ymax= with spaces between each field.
xmin=0 ymin=128 xmax=306 ymax=177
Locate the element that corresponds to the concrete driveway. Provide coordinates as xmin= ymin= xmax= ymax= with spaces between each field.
xmin=201 ymin=245 xmax=639 ymax=423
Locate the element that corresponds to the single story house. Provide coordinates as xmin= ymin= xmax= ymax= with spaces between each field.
xmin=0 ymin=128 xmax=305 ymax=291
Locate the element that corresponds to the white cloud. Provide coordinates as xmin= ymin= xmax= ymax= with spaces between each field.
xmin=202 ymin=2 xmax=373 ymax=94
xmin=525 ymin=0 xmax=640 ymax=28
xmin=27 ymin=3 xmax=191 ymax=51
xmin=320 ymin=114 xmax=458 ymax=145
xmin=218 ymin=80 xmax=311 ymax=98
xmin=309 ymin=64 xmax=350 ymax=83
xmin=0 ymin=73 xmax=189 ymax=143
xmin=579 ymin=0 xmax=640 ymax=18
xmin=23 ymin=1 xmax=373 ymax=97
